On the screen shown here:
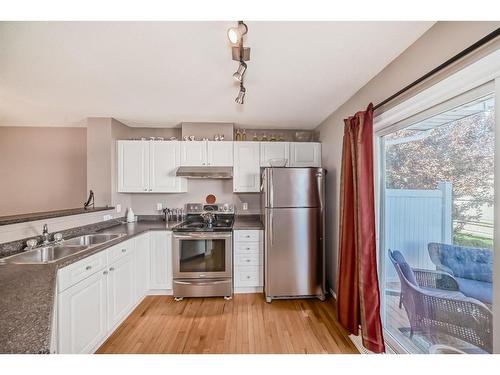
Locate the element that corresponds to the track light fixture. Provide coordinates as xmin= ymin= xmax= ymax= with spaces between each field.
xmin=227 ymin=21 xmax=248 ymax=45
xmin=232 ymin=62 xmax=247 ymax=82
xmin=228 ymin=21 xmax=250 ymax=104
xmin=235 ymin=84 xmax=246 ymax=104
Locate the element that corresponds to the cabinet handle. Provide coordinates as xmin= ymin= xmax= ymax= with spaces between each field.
xmin=246 ymin=247 xmax=250 ymax=250
xmin=103 ymin=271 xmax=108 ymax=275
xmin=149 ymin=188 xmax=152 ymax=191
xmin=109 ymin=267 xmax=115 ymax=271
xmin=144 ymin=188 xmax=147 ymax=191
xmin=121 ymin=248 xmax=127 ymax=253
xmin=85 ymin=265 xmax=92 ymax=270
xmin=246 ymin=276 xmax=251 ymax=279
xmin=245 ymin=259 xmax=251 ymax=262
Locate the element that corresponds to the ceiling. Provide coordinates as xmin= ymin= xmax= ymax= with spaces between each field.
xmin=0 ymin=21 xmax=434 ymax=129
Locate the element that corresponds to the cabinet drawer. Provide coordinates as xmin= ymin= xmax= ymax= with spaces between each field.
xmin=234 ymin=253 xmax=262 ymax=266
xmin=234 ymin=230 xmax=262 ymax=242
xmin=58 ymin=251 xmax=108 ymax=292
xmin=234 ymin=242 xmax=261 ymax=254
xmin=107 ymin=239 xmax=133 ymax=264
xmin=234 ymin=266 xmax=263 ymax=287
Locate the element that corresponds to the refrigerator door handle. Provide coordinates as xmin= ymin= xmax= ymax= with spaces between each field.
xmin=269 ymin=168 xmax=274 ymax=207
xmin=270 ymin=210 xmax=274 ymax=245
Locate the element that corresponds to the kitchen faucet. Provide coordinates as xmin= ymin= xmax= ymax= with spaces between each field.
xmin=42 ymin=224 xmax=50 ymax=244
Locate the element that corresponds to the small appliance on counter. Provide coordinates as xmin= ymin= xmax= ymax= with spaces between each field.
xmin=172 ymin=203 xmax=235 ymax=301
xmin=126 ymin=207 xmax=136 ymax=223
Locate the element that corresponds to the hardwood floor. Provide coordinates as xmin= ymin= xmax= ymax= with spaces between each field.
xmin=97 ymin=293 xmax=358 ymax=354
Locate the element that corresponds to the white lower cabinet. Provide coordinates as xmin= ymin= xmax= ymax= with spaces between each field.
xmin=56 ymin=231 xmax=173 ymax=353
xmin=58 ymin=269 xmax=108 ymax=354
xmin=150 ymin=231 xmax=173 ymax=291
xmin=134 ymin=232 xmax=150 ymax=299
xmin=107 ymin=254 xmax=135 ymax=330
xmin=233 ymin=230 xmax=263 ymax=293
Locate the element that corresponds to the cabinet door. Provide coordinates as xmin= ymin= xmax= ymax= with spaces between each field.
xmin=150 ymin=141 xmax=186 ymax=192
xmin=233 ymin=142 xmax=261 ymax=192
xmin=107 ymin=254 xmax=135 ymax=330
xmin=289 ymin=143 xmax=321 ymax=167
xmin=149 ymin=231 xmax=173 ymax=290
xmin=207 ymin=141 xmax=233 ymax=166
xmin=134 ymin=233 xmax=150 ymax=300
xmin=260 ymin=142 xmax=290 ymax=167
xmin=117 ymin=140 xmax=149 ymax=192
xmin=58 ymin=270 xmax=107 ymax=354
xmin=180 ymin=141 xmax=207 ymax=166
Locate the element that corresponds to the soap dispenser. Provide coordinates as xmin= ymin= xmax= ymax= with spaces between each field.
xmin=126 ymin=208 xmax=135 ymax=223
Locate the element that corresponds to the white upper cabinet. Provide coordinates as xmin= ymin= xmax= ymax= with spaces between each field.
xmin=289 ymin=142 xmax=321 ymax=167
xmin=181 ymin=141 xmax=233 ymax=167
xmin=233 ymin=142 xmax=261 ymax=193
xmin=117 ymin=140 xmax=149 ymax=192
xmin=118 ymin=140 xmax=186 ymax=193
xmin=260 ymin=142 xmax=290 ymax=167
xmin=180 ymin=141 xmax=207 ymax=166
xmin=207 ymin=141 xmax=233 ymax=166
xmin=149 ymin=141 xmax=186 ymax=193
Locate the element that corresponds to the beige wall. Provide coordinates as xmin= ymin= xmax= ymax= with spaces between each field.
xmin=315 ymin=21 xmax=500 ymax=292
xmin=0 ymin=126 xmax=87 ymax=216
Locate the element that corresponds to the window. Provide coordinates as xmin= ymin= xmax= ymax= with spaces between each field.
xmin=379 ymin=92 xmax=495 ymax=353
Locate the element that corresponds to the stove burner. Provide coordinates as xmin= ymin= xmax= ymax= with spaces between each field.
xmin=173 ymin=214 xmax=234 ymax=232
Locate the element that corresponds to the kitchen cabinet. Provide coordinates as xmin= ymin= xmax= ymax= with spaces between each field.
xmin=117 ymin=140 xmax=186 ymax=193
xmin=289 ymin=142 xmax=321 ymax=167
xmin=107 ymin=253 xmax=135 ymax=330
xmin=181 ymin=141 xmax=233 ymax=166
xmin=233 ymin=230 xmax=263 ymax=292
xmin=207 ymin=141 xmax=233 ymax=166
xmin=149 ymin=141 xmax=186 ymax=192
xmin=117 ymin=140 xmax=149 ymax=192
xmin=260 ymin=142 xmax=289 ymax=167
xmin=180 ymin=141 xmax=207 ymax=166
xmin=134 ymin=233 xmax=150 ymax=299
xmin=233 ymin=142 xmax=260 ymax=193
xmin=58 ymin=269 xmax=108 ymax=354
xmin=149 ymin=231 xmax=173 ymax=290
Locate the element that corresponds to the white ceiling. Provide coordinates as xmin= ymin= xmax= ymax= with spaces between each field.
xmin=0 ymin=21 xmax=434 ymax=129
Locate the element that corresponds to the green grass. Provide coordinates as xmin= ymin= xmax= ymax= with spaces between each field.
xmin=453 ymin=232 xmax=493 ymax=248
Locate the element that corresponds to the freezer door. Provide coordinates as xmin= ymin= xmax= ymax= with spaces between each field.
xmin=264 ymin=167 xmax=323 ymax=208
xmin=264 ymin=207 xmax=324 ymax=298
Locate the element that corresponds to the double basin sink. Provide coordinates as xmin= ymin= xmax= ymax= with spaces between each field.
xmin=0 ymin=233 xmax=126 ymax=265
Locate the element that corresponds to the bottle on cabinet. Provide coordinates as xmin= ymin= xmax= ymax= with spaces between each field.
xmin=242 ymin=129 xmax=247 ymax=141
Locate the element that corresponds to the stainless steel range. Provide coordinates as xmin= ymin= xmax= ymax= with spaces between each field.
xmin=172 ymin=203 xmax=234 ymax=301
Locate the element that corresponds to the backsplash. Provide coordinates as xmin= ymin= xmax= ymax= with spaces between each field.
xmin=124 ymin=179 xmax=261 ymax=215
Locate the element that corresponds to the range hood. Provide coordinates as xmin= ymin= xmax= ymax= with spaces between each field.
xmin=175 ymin=166 xmax=233 ymax=179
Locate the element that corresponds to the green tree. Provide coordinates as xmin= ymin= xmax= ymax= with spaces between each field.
xmin=385 ymin=107 xmax=494 ymax=237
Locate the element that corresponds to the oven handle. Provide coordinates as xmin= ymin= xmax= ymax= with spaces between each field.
xmin=173 ymin=233 xmax=232 ymax=239
xmin=174 ymin=280 xmax=230 ymax=286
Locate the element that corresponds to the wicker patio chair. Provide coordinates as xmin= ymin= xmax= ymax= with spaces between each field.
xmin=388 ymin=249 xmax=493 ymax=353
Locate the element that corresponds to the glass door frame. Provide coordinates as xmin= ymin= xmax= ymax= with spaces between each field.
xmin=373 ymin=49 xmax=500 ymax=354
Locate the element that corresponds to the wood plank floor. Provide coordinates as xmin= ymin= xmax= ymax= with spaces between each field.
xmin=97 ymin=294 xmax=358 ymax=354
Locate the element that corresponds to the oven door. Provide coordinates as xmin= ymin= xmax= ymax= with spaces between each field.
xmin=172 ymin=232 xmax=232 ymax=279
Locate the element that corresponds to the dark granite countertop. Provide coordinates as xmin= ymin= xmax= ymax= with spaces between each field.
xmin=0 ymin=207 xmax=114 ymax=226
xmin=0 ymin=219 xmax=180 ymax=354
xmin=233 ymin=214 xmax=263 ymax=230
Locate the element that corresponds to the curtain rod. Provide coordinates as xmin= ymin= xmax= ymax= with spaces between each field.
xmin=373 ymin=27 xmax=500 ymax=111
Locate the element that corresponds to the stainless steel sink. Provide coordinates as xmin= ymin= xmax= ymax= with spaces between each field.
xmin=3 ymin=245 xmax=89 ymax=264
xmin=0 ymin=233 xmax=126 ymax=264
xmin=63 ymin=233 xmax=124 ymax=246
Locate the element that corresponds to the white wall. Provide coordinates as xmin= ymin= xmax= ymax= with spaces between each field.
xmin=315 ymin=21 xmax=500 ymax=292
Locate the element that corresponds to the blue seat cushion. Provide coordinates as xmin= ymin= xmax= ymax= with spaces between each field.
xmin=455 ymin=277 xmax=492 ymax=305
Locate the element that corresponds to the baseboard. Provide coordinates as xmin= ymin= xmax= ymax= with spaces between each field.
xmin=234 ymin=286 xmax=263 ymax=294
xmin=349 ymin=334 xmax=373 ymax=354
xmin=329 ymin=287 xmax=337 ymax=300
xmin=147 ymin=289 xmax=173 ymax=296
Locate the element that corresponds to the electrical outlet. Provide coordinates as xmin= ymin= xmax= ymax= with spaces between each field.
xmin=156 ymin=203 xmax=163 ymax=211
xmin=103 ymin=214 xmax=113 ymax=221
xmin=242 ymin=202 xmax=248 ymax=211
xmin=116 ymin=204 xmax=121 ymax=213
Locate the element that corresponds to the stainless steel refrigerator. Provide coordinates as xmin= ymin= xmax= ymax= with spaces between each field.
xmin=261 ymin=167 xmax=326 ymax=303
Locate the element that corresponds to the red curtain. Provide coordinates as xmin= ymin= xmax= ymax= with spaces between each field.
xmin=336 ymin=103 xmax=385 ymax=353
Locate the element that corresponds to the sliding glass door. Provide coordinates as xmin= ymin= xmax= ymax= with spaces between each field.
xmin=378 ymin=89 xmax=495 ymax=353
